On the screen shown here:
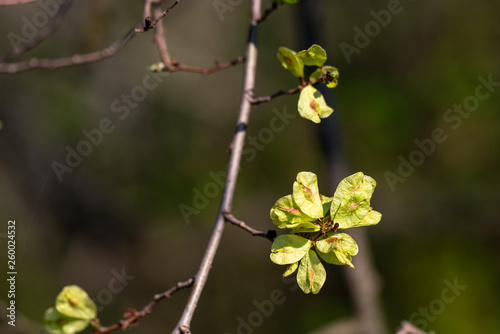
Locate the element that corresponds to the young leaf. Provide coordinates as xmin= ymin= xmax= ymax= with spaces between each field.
xmin=270 ymin=195 xmax=314 ymax=228
xmin=290 ymin=222 xmax=321 ymax=233
xmin=297 ymin=44 xmax=327 ymax=67
xmin=356 ymin=209 xmax=382 ymax=228
xmin=277 ymin=47 xmax=304 ymax=78
xmin=315 ymin=232 xmax=359 ymax=268
xmin=330 ymin=172 xmax=378 ymax=229
xmin=292 ymin=172 xmax=324 ymax=219
xmin=44 ymin=307 xmax=90 ymax=334
xmin=270 ymin=235 xmax=311 ymax=265
xmin=55 ymin=285 xmax=97 ymax=320
xmin=283 ymin=262 xmax=299 ymax=277
xmin=297 ymin=85 xmax=333 ymax=123
xmin=297 ymin=250 xmax=326 ymax=294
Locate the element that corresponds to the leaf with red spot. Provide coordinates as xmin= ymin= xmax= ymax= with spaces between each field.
xmin=270 ymin=234 xmax=311 ymax=265
xmin=292 ymin=171 xmax=324 ymax=219
xmin=45 ymin=285 xmax=97 ymax=334
xmin=297 ymin=250 xmax=326 ymax=294
xmin=55 ymin=285 xmax=96 ymax=320
xmin=277 ymin=47 xmax=304 ymax=78
xmin=270 ymin=195 xmax=314 ymax=229
xmin=315 ymin=232 xmax=359 ymax=268
xmin=297 ymin=44 xmax=327 ymax=67
xmin=297 ymin=85 xmax=333 ymax=123
xmin=330 ymin=172 xmax=381 ymax=229
xmin=290 ymin=222 xmax=321 ymax=233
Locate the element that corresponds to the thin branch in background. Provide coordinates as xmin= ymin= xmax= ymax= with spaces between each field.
xmin=0 ymin=0 xmax=37 ymax=5
xmin=93 ymin=278 xmax=195 ymax=334
xmin=223 ymin=211 xmax=276 ymax=241
xmin=171 ymin=0 xmax=261 ymax=332
xmin=0 ymin=27 xmax=138 ymax=73
xmin=151 ymin=0 xmax=184 ymax=28
xmin=1 ymin=0 xmax=73 ymax=62
xmin=0 ymin=0 xmax=184 ymax=73
xmin=143 ymin=0 xmax=154 ymax=22
xmin=396 ymin=321 xmax=435 ymax=334
xmin=250 ymin=86 xmax=301 ymax=105
xmin=257 ymin=2 xmax=278 ymax=24
xmin=153 ymin=4 xmax=172 ymax=66
xmin=161 ymin=56 xmax=245 ymax=75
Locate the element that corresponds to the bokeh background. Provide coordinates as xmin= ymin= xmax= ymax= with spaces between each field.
xmin=1 ymin=0 xmax=499 ymax=333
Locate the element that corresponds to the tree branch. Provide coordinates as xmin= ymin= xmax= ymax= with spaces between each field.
xmin=250 ymin=86 xmax=301 ymax=105
xmin=0 ymin=0 xmax=184 ymax=73
xmin=0 ymin=27 xmax=138 ymax=73
xmin=153 ymin=4 xmax=172 ymax=66
xmin=92 ymin=278 xmax=194 ymax=334
xmin=257 ymin=2 xmax=279 ymax=24
xmin=222 ymin=211 xmax=276 ymax=241
xmin=0 ymin=0 xmax=37 ymax=5
xmin=161 ymin=56 xmax=245 ymax=75
xmin=1 ymin=0 xmax=73 ymax=62
xmin=171 ymin=0 xmax=261 ymax=333
xmin=151 ymin=0 xmax=184 ymax=28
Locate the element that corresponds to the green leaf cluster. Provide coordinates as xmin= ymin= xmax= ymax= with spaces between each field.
xmin=276 ymin=45 xmax=339 ymax=123
xmin=44 ymin=285 xmax=97 ymax=334
xmin=270 ymin=172 xmax=381 ymax=294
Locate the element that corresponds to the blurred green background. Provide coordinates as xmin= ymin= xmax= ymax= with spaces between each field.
xmin=0 ymin=0 xmax=499 ymax=333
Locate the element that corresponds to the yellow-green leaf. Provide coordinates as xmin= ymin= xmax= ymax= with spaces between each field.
xmin=297 ymin=85 xmax=333 ymax=123
xmin=55 ymin=285 xmax=96 ymax=320
xmin=297 ymin=250 xmax=326 ymax=294
xmin=277 ymin=47 xmax=304 ymax=78
xmin=297 ymin=44 xmax=327 ymax=67
xmin=270 ymin=235 xmax=311 ymax=265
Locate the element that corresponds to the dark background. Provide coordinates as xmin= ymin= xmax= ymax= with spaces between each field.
xmin=0 ymin=0 xmax=499 ymax=333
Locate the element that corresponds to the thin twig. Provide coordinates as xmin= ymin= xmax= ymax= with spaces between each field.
xmin=151 ymin=0 xmax=184 ymax=28
xmin=153 ymin=5 xmax=172 ymax=66
xmin=93 ymin=278 xmax=194 ymax=334
xmin=223 ymin=211 xmax=276 ymax=241
xmin=0 ymin=28 xmax=138 ymax=73
xmin=257 ymin=2 xmax=278 ymax=24
xmin=161 ymin=56 xmax=245 ymax=75
xmin=250 ymin=86 xmax=301 ymax=105
xmin=250 ymin=78 xmax=327 ymax=105
xmin=0 ymin=0 xmax=37 ymax=4
xmin=0 ymin=0 xmax=184 ymax=73
xmin=1 ymin=0 xmax=73 ymax=62
xmin=171 ymin=0 xmax=261 ymax=333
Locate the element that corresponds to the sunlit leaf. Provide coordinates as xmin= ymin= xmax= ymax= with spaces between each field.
xmin=297 ymin=250 xmax=326 ymax=294
xmin=297 ymin=44 xmax=327 ymax=67
xmin=270 ymin=235 xmax=311 ymax=265
xmin=55 ymin=285 xmax=96 ymax=320
xmin=270 ymin=195 xmax=314 ymax=229
xmin=330 ymin=172 xmax=378 ymax=229
xmin=315 ymin=232 xmax=358 ymax=268
xmin=283 ymin=262 xmax=299 ymax=277
xmin=290 ymin=222 xmax=321 ymax=233
xmin=292 ymin=172 xmax=324 ymax=218
xmin=277 ymin=47 xmax=304 ymax=78
xmin=44 ymin=307 xmax=90 ymax=334
xmin=297 ymin=85 xmax=333 ymax=123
